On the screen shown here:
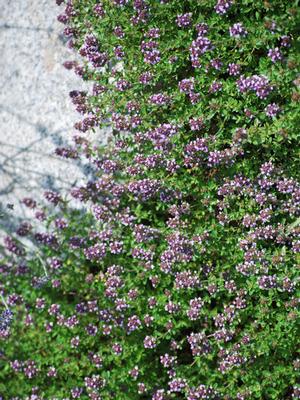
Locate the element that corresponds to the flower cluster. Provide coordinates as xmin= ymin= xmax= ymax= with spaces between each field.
xmin=229 ymin=23 xmax=248 ymax=38
xmin=176 ymin=13 xmax=192 ymax=28
xmin=149 ymin=93 xmax=171 ymax=105
xmin=267 ymin=47 xmax=282 ymax=63
xmin=215 ymin=0 xmax=232 ymax=15
xmin=0 ymin=309 xmax=13 ymax=331
xmin=80 ymin=34 xmax=108 ymax=68
xmin=236 ymin=74 xmax=273 ymax=98
xmin=189 ymin=32 xmax=213 ymax=68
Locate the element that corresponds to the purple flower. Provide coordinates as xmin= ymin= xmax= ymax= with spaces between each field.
xmin=16 ymin=222 xmax=32 ymax=237
xmin=169 ymin=378 xmax=187 ymax=392
xmin=218 ymin=350 xmax=247 ymax=373
xmin=267 ymin=47 xmax=282 ymax=63
xmin=138 ymin=383 xmax=147 ymax=394
xmin=57 ymin=13 xmax=69 ymax=24
xmin=189 ymin=117 xmax=204 ymax=131
xmin=146 ymin=123 xmax=178 ymax=149
xmin=4 ymin=236 xmax=25 ymax=256
xmin=236 ymin=75 xmax=273 ymax=99
xmin=189 ymin=92 xmax=201 ymax=104
xmin=175 ymin=270 xmax=200 ymax=289
xmin=152 ymin=389 xmax=166 ymax=400
xmin=227 ymin=62 xmax=241 ymax=76
xmin=139 ymin=71 xmax=153 ymax=85
xmin=187 ymin=332 xmax=211 ymax=356
xmin=165 ymin=301 xmax=181 ymax=314
xmin=149 ymin=93 xmax=170 ymax=105
xmin=0 ymin=309 xmax=13 ymax=330
xmin=84 ymin=375 xmax=105 ymax=390
xmin=143 ymin=49 xmax=161 ymax=65
xmin=93 ymin=3 xmax=105 ymax=17
xmin=209 ymin=80 xmax=223 ymax=93
xmin=129 ymin=366 xmax=139 ymax=380
xmin=183 ymin=137 xmax=209 ymax=167
xmin=84 ymin=243 xmax=106 ymax=261
xmin=196 ymin=23 xmax=209 ymax=35
xmin=215 ymin=0 xmax=232 ymax=14
xmin=85 ymin=323 xmax=98 ymax=336
xmin=126 ymin=315 xmax=142 ymax=333
xmin=21 ymin=197 xmax=37 ymax=208
xmin=292 ymin=240 xmax=300 ymax=254
xmin=55 ymin=146 xmax=78 ymax=159
xmin=80 ymin=34 xmax=108 ymax=68
xmin=112 ymin=343 xmax=122 ymax=355
xmin=145 ymin=28 xmax=160 ymax=38
xmin=190 ymin=35 xmax=212 ymax=68
xmin=10 ymin=359 xmax=23 ymax=372
xmin=71 ymin=336 xmax=80 ymax=348
xmin=115 ymin=79 xmax=131 ymax=91
xmin=176 ymin=13 xmax=192 ymax=28
xmin=71 ymin=387 xmax=83 ymax=399
xmin=128 ymin=179 xmax=161 ymax=201
xmin=54 ymin=218 xmax=68 ymax=229
xmin=229 ymin=23 xmax=248 ymax=38
xmin=265 ymin=103 xmax=280 ymax=118
xmin=178 ymin=78 xmax=195 ymax=93
xmin=113 ymin=26 xmax=125 ymax=38
xmin=69 ymin=236 xmax=85 ymax=249
xmin=132 ymin=247 xmax=154 ymax=261
xmin=141 ymin=39 xmax=158 ymax=53
xmin=210 ymin=58 xmax=223 ymax=70
xmin=143 ymin=335 xmax=156 ymax=349
xmin=44 ymin=190 xmax=62 ymax=205
xmin=187 ymin=297 xmax=204 ymax=320
xmin=47 ymin=367 xmax=57 ymax=377
xmin=282 ymin=277 xmax=296 ymax=292
xmin=258 ymin=275 xmax=278 ymax=289
xmin=160 ymin=353 xmax=177 ymax=368
xmin=114 ymin=45 xmax=125 ymax=59
xmin=23 ymin=360 xmax=38 ymax=379
xmin=280 ymin=35 xmax=291 ymax=47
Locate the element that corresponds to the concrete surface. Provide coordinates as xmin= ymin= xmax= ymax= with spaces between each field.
xmin=0 ymin=0 xmax=108 ymax=234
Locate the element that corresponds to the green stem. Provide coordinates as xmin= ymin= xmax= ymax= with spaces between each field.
xmin=0 ymin=293 xmax=9 ymax=310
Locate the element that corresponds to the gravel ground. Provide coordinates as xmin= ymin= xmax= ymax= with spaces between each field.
xmin=0 ymin=0 xmax=108 ymax=234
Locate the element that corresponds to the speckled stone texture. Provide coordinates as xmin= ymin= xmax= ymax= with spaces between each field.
xmin=0 ymin=0 xmax=109 ymax=233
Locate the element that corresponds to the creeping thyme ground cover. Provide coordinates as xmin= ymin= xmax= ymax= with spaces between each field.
xmin=0 ymin=0 xmax=300 ymax=399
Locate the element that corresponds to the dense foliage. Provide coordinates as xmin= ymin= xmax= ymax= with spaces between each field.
xmin=1 ymin=0 xmax=300 ymax=399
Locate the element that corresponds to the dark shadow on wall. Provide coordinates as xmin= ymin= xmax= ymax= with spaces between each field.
xmin=0 ymin=104 xmax=99 ymax=233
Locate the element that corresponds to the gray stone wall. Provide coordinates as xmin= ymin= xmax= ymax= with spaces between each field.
xmin=0 ymin=0 xmax=108 ymax=233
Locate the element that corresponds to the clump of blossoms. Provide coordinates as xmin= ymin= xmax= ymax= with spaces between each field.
xmin=176 ymin=13 xmax=192 ymax=28
xmin=236 ymin=74 xmax=274 ymax=99
xmin=0 ymin=0 xmax=299 ymax=399
xmin=0 ymin=307 xmax=13 ymax=332
xmin=267 ymin=47 xmax=282 ymax=63
xmin=265 ymin=102 xmax=280 ymax=118
xmin=215 ymin=0 xmax=232 ymax=15
xmin=229 ymin=23 xmax=248 ymax=38
xmin=189 ymin=31 xmax=213 ymax=68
